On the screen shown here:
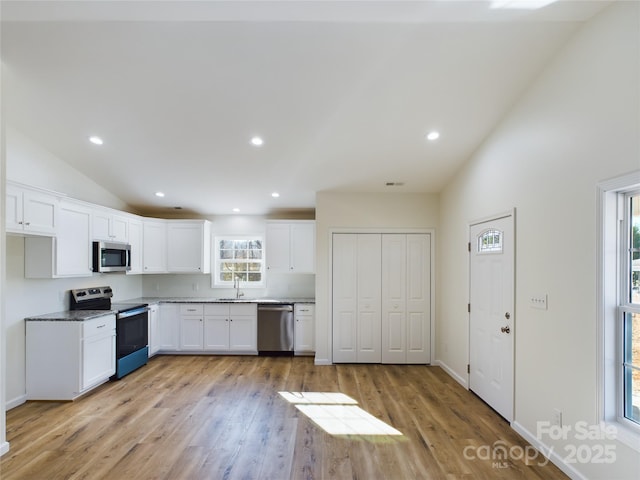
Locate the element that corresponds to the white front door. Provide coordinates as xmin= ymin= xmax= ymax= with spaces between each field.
xmin=469 ymin=214 xmax=514 ymax=422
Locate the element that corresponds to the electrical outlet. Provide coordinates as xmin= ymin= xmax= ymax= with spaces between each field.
xmin=552 ymin=408 xmax=562 ymax=427
xmin=530 ymin=293 xmax=548 ymax=310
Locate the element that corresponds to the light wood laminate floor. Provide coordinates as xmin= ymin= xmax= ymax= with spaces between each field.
xmin=0 ymin=355 xmax=567 ymax=479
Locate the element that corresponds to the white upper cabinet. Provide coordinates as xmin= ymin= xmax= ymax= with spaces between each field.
xmin=166 ymin=220 xmax=211 ymax=273
xmin=265 ymin=221 xmax=315 ymax=273
xmin=142 ymin=219 xmax=168 ymax=273
xmin=25 ymin=199 xmax=93 ymax=278
xmin=92 ymin=208 xmax=129 ymax=243
xmin=6 ymin=182 xmax=58 ymax=236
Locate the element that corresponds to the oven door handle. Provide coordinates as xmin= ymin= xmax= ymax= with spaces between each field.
xmin=117 ymin=306 xmax=149 ymax=319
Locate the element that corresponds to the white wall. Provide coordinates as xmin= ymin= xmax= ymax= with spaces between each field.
xmin=437 ymin=3 xmax=639 ymax=479
xmin=0 ymin=81 xmax=9 ymax=455
xmin=315 ymin=192 xmax=439 ymax=364
xmin=6 ymin=127 xmax=129 ymax=211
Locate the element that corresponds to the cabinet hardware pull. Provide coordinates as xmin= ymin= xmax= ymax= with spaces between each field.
xmin=97 ymin=324 xmax=105 ymax=328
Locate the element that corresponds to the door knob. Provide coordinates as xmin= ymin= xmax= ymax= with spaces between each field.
xmin=505 ymin=312 xmax=511 ymax=319
xmin=501 ymin=326 xmax=511 ymax=334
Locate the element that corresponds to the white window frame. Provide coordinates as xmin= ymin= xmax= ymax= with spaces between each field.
xmin=597 ymin=170 xmax=640 ymax=452
xmin=212 ymin=235 xmax=265 ymax=288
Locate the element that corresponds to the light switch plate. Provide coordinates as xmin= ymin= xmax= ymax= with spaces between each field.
xmin=530 ymin=293 xmax=548 ymax=310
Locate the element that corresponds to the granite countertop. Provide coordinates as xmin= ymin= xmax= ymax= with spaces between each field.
xmin=25 ymin=297 xmax=316 ymax=322
xmin=119 ymin=297 xmax=316 ymax=305
xmin=25 ymin=310 xmax=116 ymax=322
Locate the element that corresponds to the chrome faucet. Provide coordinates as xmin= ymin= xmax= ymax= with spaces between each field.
xmin=234 ymin=276 xmax=244 ymax=299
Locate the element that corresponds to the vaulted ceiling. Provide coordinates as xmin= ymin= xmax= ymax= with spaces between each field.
xmin=1 ymin=1 xmax=609 ymax=215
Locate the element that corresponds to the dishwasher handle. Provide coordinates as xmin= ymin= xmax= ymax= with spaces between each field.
xmin=258 ymin=304 xmax=293 ymax=312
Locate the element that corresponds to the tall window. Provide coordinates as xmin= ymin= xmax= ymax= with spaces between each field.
xmin=213 ymin=236 xmax=264 ymax=287
xmin=598 ymin=172 xmax=640 ymax=447
xmin=622 ymin=192 xmax=640 ymax=425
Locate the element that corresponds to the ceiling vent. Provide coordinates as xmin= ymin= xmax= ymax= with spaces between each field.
xmin=385 ymin=182 xmax=405 ymax=187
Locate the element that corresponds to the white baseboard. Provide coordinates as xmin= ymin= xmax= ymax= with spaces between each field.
xmin=434 ymin=359 xmax=468 ymax=389
xmin=314 ymin=358 xmax=332 ymax=366
xmin=5 ymin=394 xmax=27 ymax=411
xmin=0 ymin=441 xmax=9 ymax=456
xmin=511 ymin=421 xmax=586 ymax=480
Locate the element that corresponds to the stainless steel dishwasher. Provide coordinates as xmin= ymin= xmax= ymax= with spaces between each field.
xmin=257 ymin=303 xmax=294 ymax=355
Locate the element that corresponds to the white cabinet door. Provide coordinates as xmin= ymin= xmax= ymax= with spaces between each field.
xmin=204 ymin=315 xmax=230 ymax=350
xmin=291 ymin=222 xmax=315 ymax=273
xmin=128 ymin=219 xmax=144 ymax=274
xmin=6 ymin=183 xmax=58 ymax=236
xmin=266 ymin=222 xmax=290 ymax=271
xmin=229 ymin=305 xmax=257 ymax=351
xmin=179 ymin=304 xmax=205 ymax=350
xmin=181 ymin=316 xmax=204 ymax=350
xmin=57 ymin=200 xmax=93 ymax=276
xmin=82 ymin=331 xmax=116 ymax=390
xmin=110 ymin=214 xmax=129 ymax=243
xmin=143 ymin=220 xmax=167 ymax=273
xmin=294 ymin=304 xmax=315 ymax=354
xmin=167 ymin=220 xmax=211 ymax=273
xmin=93 ymin=209 xmax=130 ymax=243
xmin=158 ymin=303 xmax=180 ymax=351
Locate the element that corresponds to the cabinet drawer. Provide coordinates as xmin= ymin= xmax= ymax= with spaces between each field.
xmin=295 ymin=304 xmax=315 ymax=315
xmin=83 ymin=315 xmax=116 ymax=337
xmin=180 ymin=304 xmax=204 ymax=315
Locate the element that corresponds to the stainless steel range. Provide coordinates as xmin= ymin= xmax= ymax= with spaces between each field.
xmin=70 ymin=286 xmax=149 ymax=379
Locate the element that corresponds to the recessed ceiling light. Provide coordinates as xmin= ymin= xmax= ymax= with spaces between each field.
xmin=271 ymin=192 xmax=280 ymax=198
xmin=250 ymin=136 xmax=264 ymax=147
xmin=155 ymin=192 xmax=165 ymax=198
xmin=426 ymin=131 xmax=440 ymax=141
xmin=233 ymin=208 xmax=240 ymax=213
xmin=88 ymin=136 xmax=104 ymax=145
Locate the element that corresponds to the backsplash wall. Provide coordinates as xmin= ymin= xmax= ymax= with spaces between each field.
xmin=141 ymin=272 xmax=315 ymax=299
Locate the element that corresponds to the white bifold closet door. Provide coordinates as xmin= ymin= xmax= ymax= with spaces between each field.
xmin=332 ymin=233 xmax=431 ymax=364
xmin=381 ymin=234 xmax=431 ymax=364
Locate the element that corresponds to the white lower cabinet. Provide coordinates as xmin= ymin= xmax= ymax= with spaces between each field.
xmin=26 ymin=314 xmax=116 ymax=400
xmin=177 ymin=303 xmax=257 ymax=353
xmin=158 ymin=303 xmax=180 ymax=351
xmin=294 ymin=304 xmax=315 ymax=355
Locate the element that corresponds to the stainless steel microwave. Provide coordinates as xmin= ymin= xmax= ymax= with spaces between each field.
xmin=92 ymin=241 xmax=131 ymax=273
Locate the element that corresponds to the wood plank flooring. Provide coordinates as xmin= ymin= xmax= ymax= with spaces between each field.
xmin=0 ymin=355 xmax=567 ymax=479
